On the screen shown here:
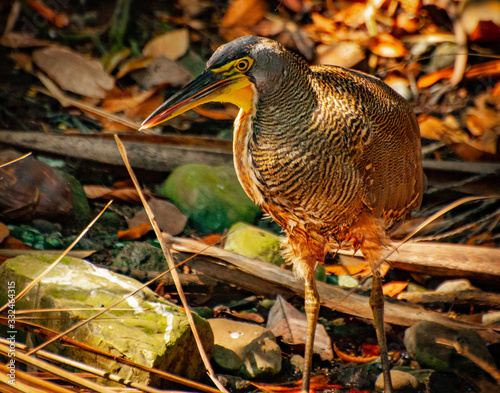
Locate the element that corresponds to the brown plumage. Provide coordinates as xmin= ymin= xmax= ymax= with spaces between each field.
xmin=141 ymin=36 xmax=424 ymax=393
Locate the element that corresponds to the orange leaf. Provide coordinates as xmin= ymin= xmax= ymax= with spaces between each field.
xmin=117 ymin=223 xmax=152 ymax=241
xmin=221 ymin=0 xmax=267 ymax=27
xmin=382 ymin=281 xmax=409 ymax=297
xmin=116 ymin=56 xmax=154 ymax=79
xmin=143 ymin=29 xmax=189 ymax=60
xmin=201 ymin=234 xmax=224 ymax=246
xmin=325 ymin=264 xmax=366 ymax=275
xmin=101 ymin=87 xmax=157 ymax=114
xmin=361 ymin=343 xmax=380 ymax=357
xmin=252 ymin=375 xmax=343 ymax=392
xmin=418 ymin=60 xmax=500 ymax=88
xmin=334 ymin=343 xmax=379 ymax=364
xmin=369 ymin=34 xmax=407 ymax=58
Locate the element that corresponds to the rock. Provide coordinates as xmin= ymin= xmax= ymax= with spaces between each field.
xmin=435 ymin=279 xmax=474 ymax=292
xmin=409 ymin=369 xmax=460 ymax=393
xmin=289 ymin=354 xmax=304 ymax=372
xmin=0 ymin=254 xmax=213 ymax=387
xmin=114 ymin=242 xmax=166 ymax=271
xmin=59 ymin=171 xmax=92 ymax=227
xmin=224 ymin=222 xmax=284 ymax=265
xmin=483 ymin=311 xmax=500 ymax=325
xmin=375 ymin=370 xmax=418 ymax=392
xmin=336 ymin=366 xmax=372 ymax=389
xmin=156 ymin=164 xmax=261 ymax=234
xmin=404 ymin=321 xmax=495 ymax=376
xmin=209 ymin=318 xmax=281 ymax=378
xmin=337 ymin=274 xmax=359 ymax=288
xmin=224 ymin=222 xmax=326 ymax=281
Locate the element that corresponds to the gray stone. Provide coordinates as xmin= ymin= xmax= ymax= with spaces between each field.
xmin=404 ymin=321 xmax=495 ymax=375
xmin=114 ymin=242 xmax=166 ymax=271
xmin=209 ymin=318 xmax=281 ymax=379
xmin=375 ymin=370 xmax=418 ymax=392
xmin=156 ymin=164 xmax=261 ymax=234
xmin=0 ymin=254 xmax=213 ymax=388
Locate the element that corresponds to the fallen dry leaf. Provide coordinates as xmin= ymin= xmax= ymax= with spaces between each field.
xmin=142 ymin=29 xmax=189 ymax=61
xmin=361 ymin=342 xmax=380 ymax=357
xmin=33 ymin=47 xmax=115 ymax=99
xmin=0 ymin=32 xmax=54 ymax=48
xmin=83 ymin=185 xmax=142 ymax=203
xmin=267 ymin=295 xmax=333 ymax=361
xmin=220 ymin=0 xmax=267 ymax=41
xmin=101 ymin=86 xmax=157 ymax=114
xmin=382 ymin=281 xmax=409 ymax=297
xmin=0 ymin=222 xmax=10 ymax=244
xmin=130 ymin=56 xmax=193 ymax=89
xmin=116 ymin=56 xmax=154 ymax=79
xmin=333 ymin=2 xmax=366 ymax=28
xmin=417 ymin=60 xmax=500 ymax=88
xmin=118 ymin=223 xmax=152 ymax=241
xmin=334 ymin=343 xmax=379 ymax=364
xmin=325 ymin=263 xmax=366 ymax=276
xmin=126 ymin=197 xmax=187 ymax=236
xmin=369 ymin=33 xmax=407 ymax=58
xmin=316 ymin=42 xmax=365 ymax=68
xmin=252 ymin=375 xmax=343 ymax=392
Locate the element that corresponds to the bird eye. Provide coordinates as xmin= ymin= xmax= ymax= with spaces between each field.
xmin=235 ymin=59 xmax=250 ymax=72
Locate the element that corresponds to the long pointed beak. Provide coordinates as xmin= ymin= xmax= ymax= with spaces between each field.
xmin=140 ymin=70 xmax=250 ymax=130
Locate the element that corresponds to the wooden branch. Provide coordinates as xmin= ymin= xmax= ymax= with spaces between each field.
xmin=0 ymin=131 xmax=233 ymax=171
xmin=167 ymin=236 xmax=496 ymax=334
xmin=338 ymin=241 xmax=500 ymax=282
xmin=398 ymin=289 xmax=500 ymax=308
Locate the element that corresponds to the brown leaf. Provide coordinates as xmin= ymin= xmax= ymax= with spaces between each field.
xmin=33 ymin=47 xmax=114 ymax=99
xmin=101 ymin=86 xmax=157 ymax=114
xmin=130 ymin=56 xmax=193 ymax=89
xmin=116 ymin=56 xmax=154 ymax=79
xmin=369 ymin=34 xmax=407 ymax=58
xmin=334 ymin=343 xmax=379 ymax=364
xmin=0 ymin=32 xmax=53 ymax=48
xmin=142 ymin=29 xmax=189 ymax=61
xmin=1 ymin=236 xmax=34 ymax=250
xmin=220 ymin=0 xmax=267 ymax=41
xmin=0 ymin=222 xmax=10 ymax=244
xmin=126 ymin=197 xmax=187 ymax=236
xmin=117 ymin=223 xmax=152 ymax=241
xmin=267 ymin=295 xmax=333 ymax=361
xmin=83 ymin=185 xmax=141 ymax=203
xmin=382 ymin=281 xmax=409 ymax=297
xmin=316 ymin=42 xmax=365 ymax=68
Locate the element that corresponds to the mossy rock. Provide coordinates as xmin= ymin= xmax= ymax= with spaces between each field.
xmin=157 ymin=164 xmax=261 ymax=234
xmin=0 ymin=254 xmax=213 ymax=387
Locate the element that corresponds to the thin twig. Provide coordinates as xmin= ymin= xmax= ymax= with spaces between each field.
xmin=114 ymin=134 xmax=229 ymax=393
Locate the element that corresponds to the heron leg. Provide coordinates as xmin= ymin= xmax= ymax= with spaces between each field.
xmin=369 ymin=264 xmax=393 ymax=393
xmin=301 ymin=267 xmax=319 ymax=393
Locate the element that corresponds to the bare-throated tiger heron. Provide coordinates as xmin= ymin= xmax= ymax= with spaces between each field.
xmin=141 ymin=36 xmax=424 ymax=392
